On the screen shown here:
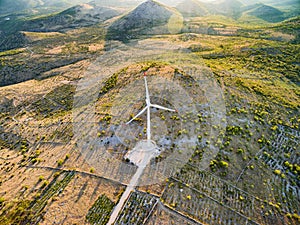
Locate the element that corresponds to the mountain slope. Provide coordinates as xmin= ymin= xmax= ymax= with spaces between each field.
xmin=239 ymin=0 xmax=299 ymax=7
xmin=213 ymin=0 xmax=243 ymax=18
xmin=24 ymin=3 xmax=122 ymax=32
xmin=194 ymin=0 xmax=243 ymax=19
xmin=176 ymin=0 xmax=209 ymax=17
xmin=248 ymin=4 xmax=285 ymax=23
xmin=106 ymin=0 xmax=181 ymax=42
xmin=273 ymin=16 xmax=300 ymax=43
xmin=0 ymin=0 xmax=86 ymax=15
xmin=0 ymin=3 xmax=122 ymax=51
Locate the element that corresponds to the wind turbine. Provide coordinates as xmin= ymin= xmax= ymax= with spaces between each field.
xmin=107 ymin=74 xmax=176 ymax=225
xmin=126 ymin=73 xmax=176 ymax=140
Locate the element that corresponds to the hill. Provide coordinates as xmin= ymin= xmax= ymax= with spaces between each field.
xmin=89 ymin=0 xmax=142 ymax=8
xmin=0 ymin=0 xmax=86 ymax=15
xmin=273 ymin=16 xmax=300 ymax=43
xmin=106 ymin=0 xmax=181 ymax=42
xmin=176 ymin=0 xmax=209 ymax=17
xmin=213 ymin=0 xmax=243 ymax=18
xmin=0 ymin=32 xmax=29 ymax=52
xmin=24 ymin=4 xmax=122 ymax=32
xmin=239 ymin=0 xmax=299 ymax=7
xmin=248 ymin=4 xmax=285 ymax=23
xmin=215 ymin=0 xmax=243 ymax=12
xmin=240 ymin=0 xmax=300 ymax=18
xmin=0 ymin=3 xmax=122 ymax=51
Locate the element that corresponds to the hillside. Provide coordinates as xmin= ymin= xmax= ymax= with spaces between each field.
xmin=106 ymin=0 xmax=181 ymax=41
xmin=0 ymin=0 xmax=86 ymax=15
xmin=214 ymin=0 xmax=243 ymax=14
xmin=175 ymin=0 xmax=245 ymax=19
xmin=202 ymin=0 xmax=243 ymax=18
xmin=273 ymin=16 xmax=300 ymax=44
xmin=248 ymin=4 xmax=285 ymax=23
xmin=24 ymin=4 xmax=122 ymax=32
xmin=0 ymin=3 xmax=122 ymax=51
xmin=176 ymin=0 xmax=209 ymax=17
xmin=240 ymin=0 xmax=300 ymax=18
xmin=175 ymin=0 xmax=297 ymax=22
xmin=239 ymin=0 xmax=299 ymax=7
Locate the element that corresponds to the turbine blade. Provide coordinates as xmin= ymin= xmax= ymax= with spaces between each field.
xmin=126 ymin=106 xmax=148 ymax=124
xmin=144 ymin=77 xmax=150 ymax=104
xmin=151 ymin=104 xmax=175 ymax=112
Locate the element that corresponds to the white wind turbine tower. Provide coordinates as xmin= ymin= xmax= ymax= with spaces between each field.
xmin=107 ymin=74 xmax=176 ymax=225
xmin=126 ymin=73 xmax=176 ymax=140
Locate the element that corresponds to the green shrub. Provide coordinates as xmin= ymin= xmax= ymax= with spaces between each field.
xmin=57 ymin=159 xmax=63 ymax=167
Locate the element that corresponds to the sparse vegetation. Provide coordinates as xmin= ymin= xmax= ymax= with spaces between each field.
xmin=86 ymin=194 xmax=115 ymax=225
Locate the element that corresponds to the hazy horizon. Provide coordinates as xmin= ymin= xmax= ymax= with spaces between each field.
xmin=1 ymin=0 xmax=299 ymax=14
